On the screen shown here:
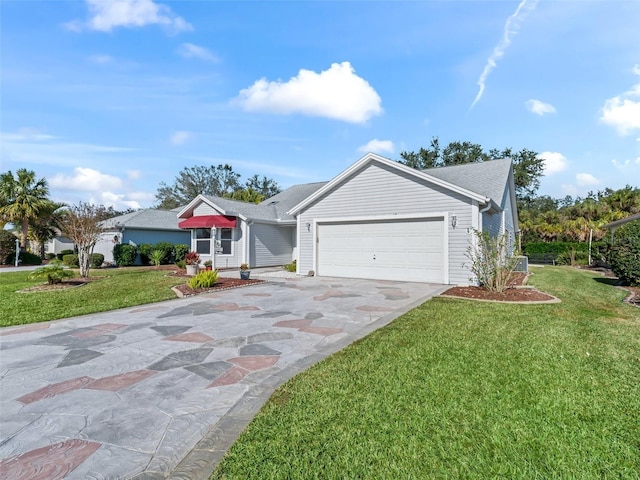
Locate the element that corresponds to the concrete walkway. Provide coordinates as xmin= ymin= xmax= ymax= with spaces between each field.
xmin=0 ymin=275 xmax=447 ymax=479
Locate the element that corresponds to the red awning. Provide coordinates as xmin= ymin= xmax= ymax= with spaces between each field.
xmin=178 ymin=215 xmax=237 ymax=229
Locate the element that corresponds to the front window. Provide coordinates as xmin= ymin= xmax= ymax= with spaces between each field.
xmin=219 ymin=228 xmax=232 ymax=255
xmin=195 ymin=228 xmax=211 ymax=254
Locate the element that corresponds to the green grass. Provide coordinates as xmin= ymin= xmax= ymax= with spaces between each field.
xmin=212 ymin=267 xmax=640 ymax=479
xmin=0 ymin=267 xmax=185 ymax=327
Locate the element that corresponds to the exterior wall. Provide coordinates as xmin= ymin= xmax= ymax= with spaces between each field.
xmin=45 ymin=236 xmax=74 ymax=255
xmin=482 ymin=211 xmax=503 ymax=237
xmin=297 ymin=161 xmax=475 ymax=285
xmin=249 ymin=223 xmax=295 ymax=268
xmin=193 ymin=203 xmax=218 ymax=216
xmin=94 ymin=229 xmax=189 ymax=264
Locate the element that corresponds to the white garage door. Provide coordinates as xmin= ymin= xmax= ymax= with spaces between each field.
xmin=317 ymin=218 xmax=445 ymax=283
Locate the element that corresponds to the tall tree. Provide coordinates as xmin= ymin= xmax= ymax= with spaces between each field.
xmin=155 ymin=164 xmax=241 ymax=209
xmin=58 ymin=203 xmax=110 ymax=278
xmin=0 ymin=169 xmax=51 ymax=251
xmin=245 ymin=175 xmax=281 ymax=199
xmin=399 ymin=138 xmax=545 ymax=202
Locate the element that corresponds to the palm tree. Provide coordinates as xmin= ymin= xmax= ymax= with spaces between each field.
xmin=29 ymin=201 xmax=67 ymax=258
xmin=0 ymin=169 xmax=51 ymax=251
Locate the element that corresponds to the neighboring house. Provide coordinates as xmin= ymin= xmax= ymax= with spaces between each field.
xmin=177 ymin=153 xmax=518 ymax=285
xmin=45 ymin=235 xmax=75 ymax=256
xmin=602 ymin=212 xmax=640 ymax=239
xmin=176 ymin=182 xmax=327 ymax=270
xmin=288 ymin=153 xmax=518 ymax=284
xmin=94 ymin=208 xmax=190 ymax=264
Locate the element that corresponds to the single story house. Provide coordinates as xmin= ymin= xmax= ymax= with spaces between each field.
xmin=176 ymin=182 xmax=326 ymax=270
xmin=94 ymin=208 xmax=190 ymax=264
xmin=44 ymin=235 xmax=75 ymax=256
xmin=177 ymin=153 xmax=518 ymax=284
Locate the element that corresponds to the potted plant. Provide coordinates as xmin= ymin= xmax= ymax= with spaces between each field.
xmin=184 ymin=251 xmax=200 ymax=276
xmin=240 ymin=263 xmax=251 ymax=280
xmin=204 ymin=260 xmax=213 ymax=271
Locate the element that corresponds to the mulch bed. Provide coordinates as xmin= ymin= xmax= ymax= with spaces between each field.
xmin=442 ymin=272 xmax=558 ymax=303
xmin=621 ymin=286 xmax=640 ymax=306
xmin=17 ymin=277 xmax=99 ymax=293
xmin=170 ymin=274 xmax=264 ymax=297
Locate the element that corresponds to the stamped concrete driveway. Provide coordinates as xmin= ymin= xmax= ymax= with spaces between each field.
xmin=0 ymin=275 xmax=446 ymax=479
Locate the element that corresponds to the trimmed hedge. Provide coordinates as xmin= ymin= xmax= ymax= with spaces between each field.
xmin=174 ymin=244 xmax=189 ymax=262
xmin=90 ymin=253 xmax=104 ymax=268
xmin=608 ymin=221 xmax=640 ymax=286
xmin=62 ymin=254 xmax=79 ymax=267
xmin=7 ymin=251 xmax=43 ymax=266
xmin=113 ymin=244 xmax=137 ymax=266
xmin=0 ymin=230 xmax=17 ymax=264
xmin=57 ymin=249 xmax=74 ymax=260
xmin=523 ymin=241 xmax=608 ymax=264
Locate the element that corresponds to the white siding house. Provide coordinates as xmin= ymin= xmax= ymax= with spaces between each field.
xmin=288 ymin=153 xmax=518 ymax=285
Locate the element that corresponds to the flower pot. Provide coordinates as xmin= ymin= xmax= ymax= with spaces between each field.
xmin=186 ymin=264 xmax=199 ymax=276
xmin=205 ymin=265 xmax=212 ymax=271
xmin=240 ymin=270 xmax=251 ymax=280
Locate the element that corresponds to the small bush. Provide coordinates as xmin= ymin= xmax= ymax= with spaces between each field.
xmin=283 ymin=260 xmax=297 ymax=272
xmin=150 ymin=250 xmax=164 ymax=267
xmin=154 ymin=241 xmax=175 ymax=264
xmin=175 ymin=260 xmax=186 ymax=269
xmin=608 ymin=221 xmax=640 ymax=286
xmin=113 ymin=243 xmax=137 ymax=266
xmin=466 ymin=230 xmax=519 ymax=292
xmin=90 ymin=253 xmax=104 ymax=268
xmin=556 ymin=249 xmax=589 ymax=266
xmin=29 ymin=264 xmax=74 ymax=284
xmin=0 ymin=230 xmax=18 ymax=264
xmin=185 ymin=251 xmax=200 ymax=265
xmin=62 ymin=254 xmax=79 ymax=267
xmin=174 ymin=244 xmax=189 ymax=262
xmin=45 ymin=253 xmax=57 ymax=260
xmin=138 ymin=243 xmax=154 ymax=265
xmin=187 ymin=269 xmax=219 ymax=289
xmin=57 ymin=249 xmax=74 ymax=260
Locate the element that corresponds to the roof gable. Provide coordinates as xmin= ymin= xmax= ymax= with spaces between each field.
xmin=101 ymin=209 xmax=183 ymax=231
xmin=288 ymin=153 xmax=499 ymax=215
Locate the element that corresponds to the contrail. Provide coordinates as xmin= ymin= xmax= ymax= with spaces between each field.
xmin=470 ymin=0 xmax=539 ymax=109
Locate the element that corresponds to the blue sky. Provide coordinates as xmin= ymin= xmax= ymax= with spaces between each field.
xmin=1 ymin=0 xmax=639 ymax=210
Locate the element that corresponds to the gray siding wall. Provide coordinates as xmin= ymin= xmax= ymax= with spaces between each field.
xmin=193 ymin=203 xmax=219 ymax=216
xmin=482 ymin=211 xmax=503 ymax=237
xmin=297 ymin=161 xmax=475 ymax=285
xmin=501 ymin=185 xmax=517 ymax=252
xmin=250 ymin=223 xmax=294 ymax=268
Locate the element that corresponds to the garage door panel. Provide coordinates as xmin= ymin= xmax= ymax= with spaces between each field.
xmin=317 ymin=218 xmax=444 ymax=283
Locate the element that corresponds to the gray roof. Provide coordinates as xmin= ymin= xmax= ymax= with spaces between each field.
xmin=101 ymin=209 xmax=184 ymax=231
xmin=201 ymin=182 xmax=327 ymax=222
xmin=423 ymin=158 xmax=512 ymax=203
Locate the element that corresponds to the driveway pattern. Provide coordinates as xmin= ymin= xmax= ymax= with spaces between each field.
xmin=0 ymin=276 xmax=446 ymax=479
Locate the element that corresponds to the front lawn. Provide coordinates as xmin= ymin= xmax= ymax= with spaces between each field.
xmin=212 ymin=267 xmax=640 ymax=479
xmin=0 ymin=267 xmax=185 ymax=327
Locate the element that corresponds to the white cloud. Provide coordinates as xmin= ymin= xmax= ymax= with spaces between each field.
xmin=525 ymin=99 xmax=556 ymax=116
xmin=66 ymin=0 xmax=192 ymax=33
xmin=236 ymin=62 xmax=383 ymax=124
xmin=576 ymin=172 xmax=600 ymax=187
xmin=538 ymin=151 xmax=567 ymax=175
xmin=177 ymin=43 xmax=218 ymax=62
xmin=170 ymin=130 xmax=193 ymax=145
xmin=358 ymin=139 xmax=395 ymax=154
xmin=49 ymin=167 xmax=123 ymax=191
xmin=3 ymin=128 xmax=56 ymax=142
xmin=561 ymin=184 xmax=578 ymax=196
xmin=600 ymin=64 xmax=640 ymax=135
xmin=127 ymin=170 xmax=142 ymax=180
xmin=470 ymin=0 xmax=539 ymax=108
xmin=88 ymin=54 xmax=114 ymax=65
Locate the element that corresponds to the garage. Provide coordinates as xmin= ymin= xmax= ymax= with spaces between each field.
xmin=316 ymin=217 xmax=446 ymax=283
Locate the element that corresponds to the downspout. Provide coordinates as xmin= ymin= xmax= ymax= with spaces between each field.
xmin=245 ymin=220 xmax=253 ymax=267
xmin=478 ymin=201 xmax=492 ymax=233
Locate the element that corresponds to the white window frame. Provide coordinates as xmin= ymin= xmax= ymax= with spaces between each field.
xmin=217 ymin=228 xmax=233 ymax=256
xmin=194 ymin=228 xmax=212 ymax=255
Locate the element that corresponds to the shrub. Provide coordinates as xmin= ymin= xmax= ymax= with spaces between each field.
xmin=465 ymin=230 xmax=520 ymax=292
xmin=608 ymin=221 xmax=640 ymax=286
xmin=113 ymin=243 xmax=137 ymax=266
xmin=0 ymin=230 xmax=18 ymax=264
xmin=556 ymin=249 xmax=589 ymax=266
xmin=523 ymin=241 xmax=608 ymax=264
xmin=187 ymin=269 xmax=219 ymax=289
xmin=62 ymin=254 xmax=79 ymax=267
xmin=6 ymin=251 xmax=43 ymax=265
xmin=45 ymin=253 xmax=57 ymax=260
xmin=283 ymin=260 xmax=297 ymax=272
xmin=90 ymin=253 xmax=104 ymax=268
xmin=29 ymin=264 xmax=74 ymax=285
xmin=174 ymin=244 xmax=189 ymax=262
xmin=154 ymin=241 xmax=175 ymax=264
xmin=175 ymin=260 xmax=186 ymax=269
xmin=57 ymin=249 xmax=74 ymax=261
xmin=138 ymin=243 xmax=154 ymax=265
